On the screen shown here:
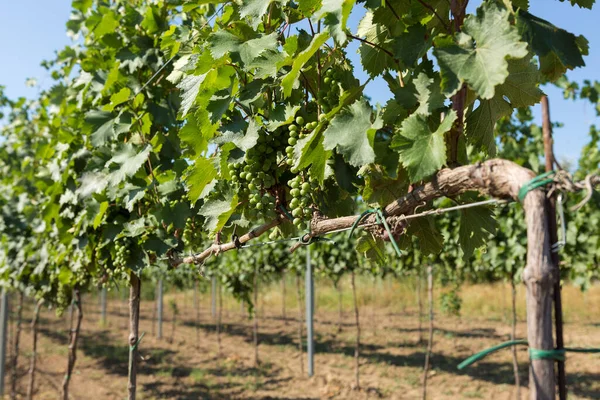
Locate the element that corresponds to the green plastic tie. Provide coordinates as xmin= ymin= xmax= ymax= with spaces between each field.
xmin=348 ymin=209 xmax=402 ymax=257
xmin=130 ymin=332 xmax=146 ymax=352
xmin=518 ymin=171 xmax=555 ymax=202
xmin=278 ymin=205 xmax=294 ymax=222
xmin=458 ymin=340 xmax=528 ymax=370
xmin=375 ymin=209 xmax=402 ymax=257
xmin=529 ymin=347 xmax=565 ymax=361
xmin=459 ymin=340 xmax=600 ymax=369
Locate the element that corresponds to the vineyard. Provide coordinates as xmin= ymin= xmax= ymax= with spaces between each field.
xmin=0 ymin=0 xmax=599 ymax=399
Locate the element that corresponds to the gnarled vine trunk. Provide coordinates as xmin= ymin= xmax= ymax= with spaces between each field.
xmin=62 ymin=289 xmax=82 ymax=400
xmin=27 ymin=299 xmax=43 ymax=400
xmin=128 ymin=273 xmax=141 ymax=400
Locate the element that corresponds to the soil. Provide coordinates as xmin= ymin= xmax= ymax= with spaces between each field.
xmin=6 ymin=289 xmax=600 ymax=400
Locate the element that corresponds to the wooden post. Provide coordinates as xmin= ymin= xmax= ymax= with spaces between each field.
xmin=10 ymin=291 xmax=23 ymax=400
xmin=0 ymin=290 xmax=9 ymax=397
xmin=296 ymin=274 xmax=304 ymax=375
xmin=157 ymin=278 xmax=163 ymax=340
xmin=128 ymin=273 xmax=141 ymax=400
xmin=305 ymin=246 xmax=314 ymax=377
xmin=27 ymin=300 xmax=43 ymax=400
xmin=62 ymin=289 xmax=82 ymax=400
xmin=194 ymin=280 xmax=200 ymax=349
xmin=541 ymin=94 xmax=567 ymax=400
xmin=511 ymin=278 xmax=521 ymax=400
xmin=422 ymin=266 xmax=434 ymax=400
xmin=100 ymin=287 xmax=107 ymax=326
xmin=253 ymin=272 xmax=259 ymax=367
xmin=417 ymin=271 xmax=423 ymax=344
xmin=351 ymin=271 xmax=360 ymax=390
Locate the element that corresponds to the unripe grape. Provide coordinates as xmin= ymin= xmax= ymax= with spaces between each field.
xmin=296 ymin=116 xmax=305 ymax=125
xmin=293 ymin=217 xmax=302 ymax=226
xmin=288 ymin=137 xmax=297 ymax=146
xmin=301 ymin=182 xmax=310 ymax=191
xmin=290 ymin=188 xmax=300 ymax=197
xmin=289 ymin=124 xmax=298 ymax=132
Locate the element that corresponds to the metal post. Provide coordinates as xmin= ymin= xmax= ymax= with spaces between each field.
xmin=305 ymin=247 xmax=314 ymax=377
xmin=0 ymin=290 xmax=8 ymax=397
xmin=157 ymin=279 xmax=163 ymax=339
xmin=100 ymin=286 xmax=107 ymax=326
xmin=211 ymin=276 xmax=217 ymax=319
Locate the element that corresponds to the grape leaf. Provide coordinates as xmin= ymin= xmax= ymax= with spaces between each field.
xmin=281 ymin=32 xmax=328 ymax=98
xmin=84 ymin=110 xmax=116 ymax=146
xmin=392 ymin=24 xmax=431 ymax=68
xmin=405 ymin=217 xmax=443 ymax=256
xmin=413 ymin=72 xmax=445 ymax=116
xmin=106 ymin=144 xmax=152 ymax=186
xmin=517 ymin=10 xmax=588 ymax=80
xmin=314 ymin=0 xmax=356 ymax=45
xmin=208 ymin=31 xmax=278 ymax=65
xmin=186 ymin=157 xmax=218 ymax=204
xmin=434 ymin=1 xmax=528 ymax=99
xmin=322 ymin=99 xmax=381 ymax=167
xmin=459 ymin=202 xmax=497 ymax=260
xmin=392 ymin=111 xmax=457 ymax=182
xmin=466 ymin=57 xmax=543 ymax=154
xmin=199 ymin=192 xmax=238 ymax=234
xmin=558 ymin=0 xmax=595 ymax=9
xmin=178 ymin=73 xmax=207 ymax=117
xmin=240 ymin=0 xmax=274 ymax=29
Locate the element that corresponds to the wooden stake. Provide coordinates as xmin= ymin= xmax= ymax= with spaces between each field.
xmin=62 ymin=289 xmax=82 ymax=400
xmin=541 ymin=94 xmax=567 ymax=400
xmin=422 ymin=266 xmax=434 ymax=400
xmin=296 ymin=274 xmax=304 ymax=375
xmin=10 ymin=291 xmax=23 ymax=400
xmin=127 ymin=273 xmax=141 ymax=400
xmin=511 ymin=278 xmax=521 ymax=400
xmin=27 ymin=300 xmax=43 ymax=400
xmin=351 ymin=271 xmax=360 ymax=391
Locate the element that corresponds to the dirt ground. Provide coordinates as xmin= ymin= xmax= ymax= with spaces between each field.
xmin=5 ymin=281 xmax=600 ymax=400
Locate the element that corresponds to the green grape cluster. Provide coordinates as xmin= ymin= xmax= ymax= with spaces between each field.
xmin=183 ymin=218 xmax=203 ymax=248
xmin=318 ymin=68 xmax=342 ymax=114
xmin=110 ymin=238 xmax=132 ymax=280
xmin=287 ymin=174 xmax=318 ymax=230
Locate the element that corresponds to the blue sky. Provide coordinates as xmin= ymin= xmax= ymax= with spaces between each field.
xmin=1 ymin=0 xmax=599 ymax=163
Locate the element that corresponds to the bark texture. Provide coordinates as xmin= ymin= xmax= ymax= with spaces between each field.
xmin=26 ymin=300 xmax=43 ymax=400
xmin=128 ymin=273 xmax=141 ymax=400
xmin=296 ymin=274 xmax=304 ymax=375
xmin=62 ymin=289 xmax=82 ymax=400
xmin=511 ymin=279 xmax=521 ymax=400
xmin=10 ymin=292 xmax=23 ymax=400
xmin=422 ymin=266 xmax=434 ymax=400
xmin=351 ymin=272 xmax=360 ymax=391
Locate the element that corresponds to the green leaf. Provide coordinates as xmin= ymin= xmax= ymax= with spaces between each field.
xmin=178 ymin=74 xmax=207 ymax=117
xmin=459 ymin=202 xmax=497 ymax=260
xmin=392 ymin=24 xmax=431 ymax=68
xmin=102 ymin=87 xmax=131 ymax=112
xmin=208 ymin=31 xmax=278 ymax=65
xmin=362 ymin=165 xmax=409 ymax=207
xmin=434 ymin=2 xmax=528 ymax=99
xmin=323 ymin=99 xmax=381 ymax=167
xmin=465 ymin=57 xmax=543 ymax=154
xmin=84 ymin=110 xmax=116 ymax=147
xmin=93 ymin=11 xmax=118 ymax=38
xmin=187 ymin=157 xmax=218 ymax=204
xmin=314 ymin=0 xmax=356 ymax=45
xmin=214 ymin=117 xmax=260 ymax=152
xmin=106 ymin=144 xmax=152 ymax=186
xmin=199 ymin=192 xmax=238 ymax=234
xmin=413 ymin=73 xmax=445 ymax=116
xmin=356 ymin=234 xmax=387 ymax=265
xmin=558 ymin=0 xmax=594 ymax=9
xmin=406 ymin=217 xmax=443 ymax=256
xmin=240 ymin=0 xmax=274 ymax=29
xmin=392 ymin=111 xmax=456 ymax=182
xmin=517 ymin=10 xmax=588 ymax=80
xmin=281 ymin=32 xmax=328 ymax=98
xmin=93 ymin=201 xmax=109 ymax=229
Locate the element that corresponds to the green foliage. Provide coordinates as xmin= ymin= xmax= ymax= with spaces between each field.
xmin=0 ymin=0 xmax=597 ymax=310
